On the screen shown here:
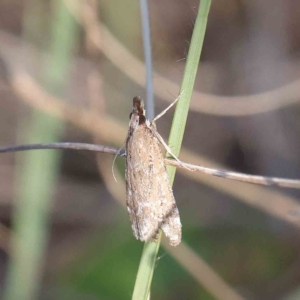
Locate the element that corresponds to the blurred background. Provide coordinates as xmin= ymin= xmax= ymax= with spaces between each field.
xmin=1 ymin=0 xmax=300 ymax=299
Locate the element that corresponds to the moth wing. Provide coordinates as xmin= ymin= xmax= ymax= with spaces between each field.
xmin=126 ymin=125 xmax=160 ymax=241
xmin=148 ymin=140 xmax=182 ymax=246
xmin=126 ymin=124 xmax=181 ymax=245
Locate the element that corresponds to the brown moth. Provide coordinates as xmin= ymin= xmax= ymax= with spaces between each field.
xmin=125 ymin=97 xmax=182 ymax=246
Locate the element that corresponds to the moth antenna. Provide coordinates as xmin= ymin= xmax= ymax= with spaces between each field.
xmin=152 ymin=91 xmax=184 ymax=123
xmin=111 ymin=142 xmax=126 ymax=183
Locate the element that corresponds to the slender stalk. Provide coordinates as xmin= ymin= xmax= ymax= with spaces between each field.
xmin=167 ymin=0 xmax=211 ymax=180
xmin=132 ymin=1 xmax=211 ymax=299
xmin=2 ymin=142 xmax=300 ymax=189
xmin=139 ymin=0 xmax=154 ymax=119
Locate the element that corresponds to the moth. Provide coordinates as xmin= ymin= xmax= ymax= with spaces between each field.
xmin=125 ymin=97 xmax=182 ymax=246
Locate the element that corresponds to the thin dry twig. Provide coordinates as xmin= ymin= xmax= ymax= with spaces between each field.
xmin=165 ymin=159 xmax=300 ymax=189
xmin=1 ymin=143 xmax=300 ymax=190
xmin=0 ymin=143 xmax=121 ymax=155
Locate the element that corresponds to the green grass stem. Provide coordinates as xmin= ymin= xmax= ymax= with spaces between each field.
xmin=131 ymin=1 xmax=211 ymax=299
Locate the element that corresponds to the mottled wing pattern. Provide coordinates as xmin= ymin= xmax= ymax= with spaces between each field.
xmin=125 ymin=114 xmax=181 ymax=246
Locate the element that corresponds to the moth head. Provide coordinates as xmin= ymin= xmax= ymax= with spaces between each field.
xmin=131 ymin=96 xmax=146 ymax=124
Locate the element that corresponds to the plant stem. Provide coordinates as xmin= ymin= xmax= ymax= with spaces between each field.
xmin=131 ymin=1 xmax=211 ymax=299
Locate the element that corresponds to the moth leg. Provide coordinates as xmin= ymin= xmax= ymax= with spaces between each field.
xmin=152 ymin=91 xmax=183 ymax=123
xmin=152 ymin=130 xmax=193 ymax=171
